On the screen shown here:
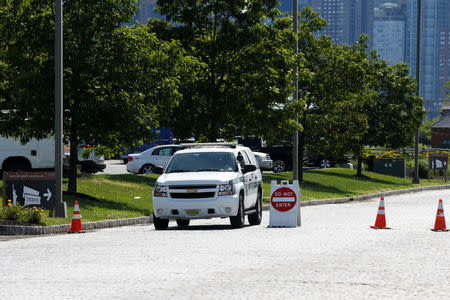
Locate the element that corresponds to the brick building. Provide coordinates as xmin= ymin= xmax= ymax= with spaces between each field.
xmin=430 ymin=105 xmax=450 ymax=148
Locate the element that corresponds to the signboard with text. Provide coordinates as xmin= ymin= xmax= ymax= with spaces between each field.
xmin=428 ymin=153 xmax=448 ymax=182
xmin=429 ymin=153 xmax=448 ymax=170
xmin=2 ymin=172 xmax=56 ymax=209
xmin=269 ymin=180 xmax=300 ymax=227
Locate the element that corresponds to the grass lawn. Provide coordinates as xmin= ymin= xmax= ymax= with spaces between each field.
xmin=1 ymin=169 xmax=448 ymax=225
xmin=262 ymin=168 xmax=445 ymax=201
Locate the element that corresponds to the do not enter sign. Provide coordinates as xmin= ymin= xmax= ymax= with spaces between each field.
xmin=271 ymin=187 xmax=297 ymax=212
xmin=269 ymin=180 xmax=300 ymax=227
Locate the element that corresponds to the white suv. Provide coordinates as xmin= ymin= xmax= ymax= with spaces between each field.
xmin=152 ymin=143 xmax=263 ymax=230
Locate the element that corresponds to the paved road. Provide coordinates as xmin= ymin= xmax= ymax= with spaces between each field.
xmin=99 ymin=159 xmax=128 ymax=175
xmin=1 ymin=190 xmax=450 ymax=299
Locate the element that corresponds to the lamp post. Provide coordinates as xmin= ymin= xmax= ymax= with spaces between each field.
xmin=54 ymin=0 xmax=67 ymax=217
xmin=293 ymin=0 xmax=301 ymax=226
xmin=292 ymin=0 xmax=299 ymax=181
xmin=412 ymin=0 xmax=421 ymax=184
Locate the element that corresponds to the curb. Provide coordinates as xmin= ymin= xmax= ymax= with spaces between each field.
xmin=2 ymin=184 xmax=450 ymax=235
xmin=0 ymin=216 xmax=152 ymax=236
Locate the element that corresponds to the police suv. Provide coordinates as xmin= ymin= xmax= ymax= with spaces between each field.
xmin=152 ymin=143 xmax=263 ymax=230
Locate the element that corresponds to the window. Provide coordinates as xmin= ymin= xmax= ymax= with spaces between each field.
xmin=241 ymin=151 xmax=251 ymax=165
xmin=152 ymin=147 xmax=173 ymax=156
xmin=244 ymin=150 xmax=257 ymax=165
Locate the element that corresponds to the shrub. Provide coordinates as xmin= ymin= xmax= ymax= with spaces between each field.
xmin=418 ymin=159 xmax=428 ymax=179
xmin=3 ymin=200 xmax=21 ymax=221
xmin=23 ymin=207 xmax=44 ymax=224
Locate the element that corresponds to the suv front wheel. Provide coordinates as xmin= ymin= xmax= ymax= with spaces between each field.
xmin=230 ymin=194 xmax=245 ymax=228
xmin=153 ymin=213 xmax=169 ymax=230
xmin=248 ymin=190 xmax=262 ymax=225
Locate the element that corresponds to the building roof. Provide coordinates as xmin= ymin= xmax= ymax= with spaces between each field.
xmin=431 ymin=113 xmax=450 ymax=128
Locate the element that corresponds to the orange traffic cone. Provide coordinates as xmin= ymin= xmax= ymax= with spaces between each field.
xmin=370 ymin=196 xmax=390 ymax=229
xmin=431 ymin=199 xmax=449 ymax=232
xmin=68 ymin=201 xmax=86 ymax=233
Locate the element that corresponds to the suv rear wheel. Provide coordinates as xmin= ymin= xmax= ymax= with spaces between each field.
xmin=248 ymin=190 xmax=262 ymax=225
xmin=153 ymin=213 xmax=169 ymax=230
xmin=230 ymin=194 xmax=245 ymax=228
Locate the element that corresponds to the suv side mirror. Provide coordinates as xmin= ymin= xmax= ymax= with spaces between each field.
xmin=243 ymin=164 xmax=256 ymax=174
xmin=152 ymin=166 xmax=164 ymax=175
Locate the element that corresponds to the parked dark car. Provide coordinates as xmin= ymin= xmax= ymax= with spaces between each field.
xmin=262 ymin=146 xmax=334 ymax=172
xmin=236 ymin=137 xmax=347 ymax=172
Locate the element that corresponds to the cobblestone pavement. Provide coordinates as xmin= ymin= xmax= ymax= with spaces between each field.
xmin=1 ymin=190 xmax=450 ymax=299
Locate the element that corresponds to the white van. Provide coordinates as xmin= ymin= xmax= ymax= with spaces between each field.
xmin=0 ymin=136 xmax=106 ymax=174
xmin=0 ymin=136 xmax=55 ymax=172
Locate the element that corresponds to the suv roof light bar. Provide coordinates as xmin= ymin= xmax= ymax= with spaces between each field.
xmin=180 ymin=142 xmax=238 ymax=148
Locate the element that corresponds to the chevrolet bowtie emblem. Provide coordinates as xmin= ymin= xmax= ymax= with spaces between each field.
xmin=187 ymin=189 xmax=197 ymax=193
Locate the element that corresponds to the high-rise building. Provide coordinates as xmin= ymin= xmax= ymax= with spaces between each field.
xmin=373 ymin=19 xmax=405 ymax=63
xmin=291 ymin=0 xmax=449 ymax=120
xmin=295 ymin=0 xmax=373 ymax=45
xmin=440 ymin=30 xmax=450 ymax=102
xmin=350 ymin=0 xmax=374 ymax=46
xmin=135 ymin=0 xmax=158 ymax=24
xmin=405 ymin=0 xmax=449 ymax=119
xmin=373 ymin=2 xmax=405 ymax=64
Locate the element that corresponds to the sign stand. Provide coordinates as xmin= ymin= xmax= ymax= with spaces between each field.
xmin=269 ymin=180 xmax=301 ymax=227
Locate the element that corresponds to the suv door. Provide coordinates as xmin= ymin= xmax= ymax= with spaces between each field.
xmin=244 ymin=149 xmax=259 ymax=204
xmin=239 ymin=150 xmax=257 ymax=207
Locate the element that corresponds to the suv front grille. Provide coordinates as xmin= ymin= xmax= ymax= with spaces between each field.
xmin=169 ymin=185 xmax=216 ymax=189
xmin=170 ymin=192 xmax=216 ymax=199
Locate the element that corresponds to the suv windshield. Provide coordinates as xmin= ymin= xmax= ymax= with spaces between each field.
xmin=165 ymin=152 xmax=237 ymax=173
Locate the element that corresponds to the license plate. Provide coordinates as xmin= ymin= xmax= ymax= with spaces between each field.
xmin=185 ymin=209 xmax=200 ymax=216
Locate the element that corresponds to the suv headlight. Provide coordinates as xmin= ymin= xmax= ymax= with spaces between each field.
xmin=154 ymin=184 xmax=168 ymax=197
xmin=218 ymin=181 xmax=234 ymax=196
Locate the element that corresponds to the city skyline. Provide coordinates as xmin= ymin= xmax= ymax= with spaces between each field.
xmin=136 ymin=0 xmax=449 ymax=119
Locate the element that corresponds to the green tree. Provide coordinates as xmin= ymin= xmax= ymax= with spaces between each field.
xmin=354 ymin=53 xmax=426 ymax=176
xmin=0 ymin=0 xmax=196 ymax=192
xmin=292 ymin=8 xmax=371 ymax=180
xmin=147 ymin=0 xmax=302 ymax=141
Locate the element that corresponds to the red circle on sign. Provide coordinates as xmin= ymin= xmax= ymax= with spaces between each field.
xmin=271 ymin=187 xmax=297 ymax=212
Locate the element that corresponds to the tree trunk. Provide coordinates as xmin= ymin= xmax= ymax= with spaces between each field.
xmin=67 ymin=123 xmax=78 ymax=193
xmin=356 ymin=155 xmax=363 ymax=177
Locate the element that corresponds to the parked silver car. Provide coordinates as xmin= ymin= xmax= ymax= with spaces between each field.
xmin=126 ymin=145 xmax=180 ymax=174
xmin=252 ymin=151 xmax=273 ymax=171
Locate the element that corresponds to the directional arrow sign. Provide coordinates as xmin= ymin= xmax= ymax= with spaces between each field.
xmin=44 ymin=188 xmax=52 ymax=202
xmin=2 ymin=172 xmax=56 ymax=209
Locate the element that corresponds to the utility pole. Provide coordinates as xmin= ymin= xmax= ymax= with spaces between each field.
xmin=54 ymin=0 xmax=67 ymax=217
xmin=293 ymin=0 xmax=301 ymax=227
xmin=412 ymin=0 xmax=421 ymax=184
xmin=292 ymin=0 xmax=299 ymax=181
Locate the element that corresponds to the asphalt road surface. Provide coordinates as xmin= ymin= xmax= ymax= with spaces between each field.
xmin=99 ymin=159 xmax=128 ymax=175
xmin=1 ymin=190 xmax=450 ymax=299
